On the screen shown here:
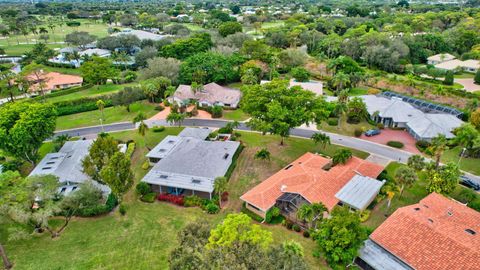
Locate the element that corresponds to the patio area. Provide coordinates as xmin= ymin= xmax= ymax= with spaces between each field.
xmin=360 ymin=129 xmax=420 ymax=154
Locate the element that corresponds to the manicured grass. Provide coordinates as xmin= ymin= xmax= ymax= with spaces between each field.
xmin=349 ymin=87 xmax=369 ymax=96
xmin=55 ymin=101 xmax=158 ymax=130
xmin=47 ymin=83 xmax=135 ymax=103
xmin=442 ymin=146 xmax=480 ymax=175
xmin=222 ymin=109 xmax=249 ymax=121
xmin=317 ymin=117 xmax=375 ymax=137
xmin=454 ymin=72 xmax=475 ymax=79
xmin=261 ymin=21 xmax=285 ymax=29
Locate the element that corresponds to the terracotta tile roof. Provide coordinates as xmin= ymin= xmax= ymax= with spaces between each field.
xmin=240 ymin=152 xmax=384 ymax=211
xmin=27 ymin=72 xmax=83 ymax=92
xmin=370 ymin=193 xmax=480 ymax=270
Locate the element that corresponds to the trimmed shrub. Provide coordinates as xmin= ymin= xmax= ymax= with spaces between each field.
xmin=210 ymin=105 xmax=223 ymax=118
xmin=152 ymin=126 xmax=165 ymax=132
xmin=292 ymin=224 xmax=301 ymax=232
xmin=157 ymin=193 xmax=184 ymax=206
xmin=125 ymin=142 xmax=135 ymax=158
xmin=285 ymin=220 xmax=293 ymax=230
xmin=154 ymin=105 xmax=165 ymax=111
xmin=377 ymin=123 xmax=384 ymax=129
xmin=359 ymin=210 xmax=371 ymax=222
xmin=184 ymin=195 xmax=205 ymax=207
xmin=303 ymin=230 xmax=310 ymax=238
xmin=354 ymin=128 xmax=363 ymax=137
xmin=136 ymin=182 xmax=150 ymax=196
xmin=205 ymin=203 xmax=220 ymax=214
xmin=77 ymin=193 xmax=118 ymax=217
xmin=327 ymin=118 xmax=338 ymax=126
xmin=416 ymin=140 xmax=430 ymax=152
xmin=141 ymin=161 xmax=150 ymax=170
xmin=119 ymin=204 xmax=127 ymax=215
xmin=140 ymin=192 xmax=156 ymax=203
xmin=387 ymin=141 xmax=404 ymax=148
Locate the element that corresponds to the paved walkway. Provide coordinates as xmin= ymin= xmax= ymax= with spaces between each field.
xmin=148 ymin=105 xmax=212 ymax=120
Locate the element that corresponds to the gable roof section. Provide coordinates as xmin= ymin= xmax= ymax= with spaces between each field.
xmin=427 ymin=53 xmax=455 ymax=62
xmin=407 ymin=113 xmax=463 ymax=139
xmin=370 ymin=193 xmax=480 ymax=270
xmin=240 ymin=153 xmax=384 ymax=211
xmin=335 ymin=174 xmax=385 ymax=210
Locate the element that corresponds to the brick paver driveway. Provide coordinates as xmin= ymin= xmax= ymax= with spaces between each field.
xmin=360 ymin=129 xmax=420 ymax=154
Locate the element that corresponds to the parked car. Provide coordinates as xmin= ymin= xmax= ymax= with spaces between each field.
xmin=460 ymin=176 xmax=480 ymax=191
xmin=365 ymin=129 xmax=381 ymax=137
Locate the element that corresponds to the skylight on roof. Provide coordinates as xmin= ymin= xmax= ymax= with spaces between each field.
xmin=42 ymin=167 xmax=52 ymax=170
xmin=192 ymin=179 xmax=201 ymax=184
xmin=160 ymin=175 xmax=168 ymax=179
xmin=465 ymin=229 xmax=476 ymax=235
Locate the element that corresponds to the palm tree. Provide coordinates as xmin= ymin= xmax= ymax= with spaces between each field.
xmin=166 ymin=112 xmax=185 ymax=127
xmin=395 ymin=166 xmax=418 ymax=198
xmin=428 ymin=134 xmax=448 ymax=169
xmin=332 ymin=149 xmax=352 ymax=165
xmin=47 ymin=22 xmax=56 ymax=43
xmin=331 ymin=72 xmax=350 ymax=92
xmin=310 ymin=203 xmax=327 ymax=229
xmin=297 ymin=204 xmax=314 ymax=226
xmin=141 ymin=82 xmax=158 ymax=103
xmin=311 ymin=132 xmax=331 ymax=149
xmin=114 ymin=51 xmax=130 ymax=70
xmin=254 ymin=148 xmax=271 ymax=161
xmin=214 ymin=176 xmax=227 ymax=208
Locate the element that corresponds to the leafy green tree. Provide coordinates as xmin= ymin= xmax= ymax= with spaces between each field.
xmin=160 ymin=33 xmax=212 ymax=60
xmin=297 ymin=202 xmax=327 ymax=229
xmin=80 ymin=57 xmax=119 ymax=85
xmin=21 ymin=62 xmax=48 ymax=99
xmin=332 ymin=149 xmax=352 ymax=165
xmin=443 ymin=70 xmax=454 ymax=85
xmin=240 ymin=40 xmax=273 ymax=63
xmin=218 ymin=21 xmax=242 ymax=37
xmin=0 ymin=70 xmax=21 ymax=103
xmin=314 ymin=206 xmax=367 ymax=268
xmin=428 ymin=134 xmax=449 ymax=169
xmin=134 ymin=46 xmax=158 ymax=68
xmin=0 ymin=102 xmax=57 ymax=165
xmin=82 ymin=135 xmax=119 ymax=181
xmin=454 ymin=123 xmax=480 ymax=157
xmin=64 ymin=31 xmax=96 ymax=49
xmin=346 ymin=97 xmax=368 ymax=123
xmin=427 ymin=162 xmax=460 ymax=194
xmin=100 ymin=152 xmax=134 ymax=201
xmin=214 ymin=176 xmax=228 ymax=208
xmin=475 ymin=69 xmax=480 ymax=85
xmin=311 ymin=132 xmax=331 ymax=149
xmin=327 ymin=56 xmax=363 ymax=76
xmin=241 ymin=80 xmax=331 ymax=145
xmin=112 ymin=87 xmax=145 ymax=112
xmin=290 ymin=67 xmax=310 ymax=82
xmin=179 ymin=52 xmax=242 ymax=84
xmin=254 ymin=148 xmax=271 ymax=161
xmin=395 ymin=166 xmax=418 ymax=197
xmin=139 ymin=57 xmax=181 ymax=82
xmin=407 ymin=154 xmax=426 ymax=171
xmin=331 ymin=72 xmax=350 ymax=92
xmin=140 ymin=76 xmax=171 ymax=102
xmin=207 ymin=213 xmax=273 ymax=250
xmin=470 ymin=108 xmax=480 ymax=129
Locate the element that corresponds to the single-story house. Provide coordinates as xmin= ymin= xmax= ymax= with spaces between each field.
xmin=142 ymin=128 xmax=240 ymax=199
xmin=356 ymin=193 xmax=480 ymax=270
xmin=360 ymin=95 xmax=463 ymax=141
xmin=29 ymin=140 xmax=111 ymax=195
xmin=170 ymin=82 xmax=242 ymax=108
xmin=427 ymin=53 xmax=455 ymax=65
xmin=261 ymin=79 xmax=324 ymax=96
xmin=112 ymin=28 xmax=165 ymax=41
xmin=434 ymin=58 xmax=480 ymax=73
xmin=79 ymin=48 xmax=111 ymax=58
xmin=26 ymin=72 xmax=83 ymax=94
xmin=240 ymin=152 xmax=384 ymax=219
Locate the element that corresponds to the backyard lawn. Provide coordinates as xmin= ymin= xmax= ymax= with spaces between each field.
xmin=55 ymin=101 xmax=158 ymax=130
xmin=441 ymin=146 xmax=480 ymax=176
xmin=47 ymin=83 xmax=135 ymax=103
xmin=222 ymin=109 xmax=249 ymax=121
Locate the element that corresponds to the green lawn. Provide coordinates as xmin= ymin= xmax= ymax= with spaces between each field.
xmin=222 ymin=109 xmax=249 ymax=121
xmin=454 ymin=72 xmax=475 ymax=79
xmin=47 ymin=83 xmax=135 ymax=103
xmin=0 ymin=18 xmax=109 ymax=55
xmin=349 ymin=87 xmax=369 ymax=96
xmin=317 ymin=117 xmax=375 ymax=137
xmin=441 ymin=146 xmax=480 ymax=175
xmin=55 ymin=101 xmax=158 ymax=130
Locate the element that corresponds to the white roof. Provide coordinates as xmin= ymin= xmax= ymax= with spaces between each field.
xmin=434 ymin=59 xmax=479 ymax=71
xmin=178 ymin=127 xmax=212 ymax=140
xmin=406 ymin=113 xmax=463 ymax=139
xmin=427 ymin=53 xmax=455 ymax=62
xmin=79 ymin=48 xmax=111 ymax=57
xmin=335 ymin=174 xmax=385 ymax=211
xmin=361 ymin=95 xmax=423 ymax=123
xmin=112 ymin=29 xmax=165 ymax=41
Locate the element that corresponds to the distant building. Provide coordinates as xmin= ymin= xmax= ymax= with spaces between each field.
xmin=26 ymin=72 xmax=83 ymax=94
xmin=240 ymin=153 xmax=384 ymax=220
xmin=261 ymin=79 xmax=324 ymax=96
xmin=356 ymin=193 xmax=480 ymax=270
xmin=79 ymin=48 xmax=111 ymax=58
xmin=112 ymin=28 xmax=165 ymax=41
xmin=427 ymin=53 xmax=456 ymax=65
xmin=29 ymin=140 xmax=111 ymax=195
xmin=170 ymin=82 xmax=242 ymax=108
xmin=142 ymin=128 xmax=241 ymax=199
xmin=361 ymin=95 xmax=463 ymax=141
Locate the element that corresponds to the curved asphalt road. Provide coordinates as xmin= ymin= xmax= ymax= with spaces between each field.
xmin=54 ymin=118 xmax=480 ymax=185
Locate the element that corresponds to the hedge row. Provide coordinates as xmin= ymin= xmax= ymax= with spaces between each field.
xmin=45 ymin=61 xmax=78 ymax=69
xmin=30 ymin=84 xmax=92 ymax=101
xmin=224 ymin=144 xmax=244 ymax=180
xmin=54 ymin=95 xmax=115 ymax=116
xmin=76 ymin=193 xmax=118 ymax=217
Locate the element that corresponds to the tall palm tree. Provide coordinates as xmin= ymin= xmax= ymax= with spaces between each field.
xmin=428 ymin=134 xmax=448 ymax=169
xmin=331 ymin=72 xmax=350 ymax=92
xmin=395 ymin=166 xmax=418 ymax=198
xmin=214 ymin=176 xmax=227 ymax=208
xmin=310 ymin=203 xmax=327 ymax=229
xmin=311 ymin=132 xmax=331 ymax=150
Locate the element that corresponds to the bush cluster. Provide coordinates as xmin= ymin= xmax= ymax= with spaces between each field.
xmin=327 ymin=118 xmax=339 ymax=126
xmin=141 ymin=193 xmax=156 ymax=203
xmin=45 ymin=61 xmax=77 ymax=69
xmin=77 ymin=193 xmax=118 ymax=217
xmin=183 ymin=195 xmax=220 ymax=214
xmin=152 ymin=126 xmax=166 ymax=132
xmin=30 ymin=84 xmax=91 ymax=101
xmin=416 ymin=140 xmax=431 ymax=152
xmin=157 ymin=193 xmax=184 ymax=206
xmin=354 ymin=128 xmax=363 ymax=137
xmin=125 ymin=142 xmax=135 ymax=158
xmin=387 ymin=141 xmax=404 ymax=148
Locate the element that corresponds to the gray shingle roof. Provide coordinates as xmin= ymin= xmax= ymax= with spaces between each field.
xmin=178 ymin=127 xmax=213 ymax=140
xmin=142 ymin=136 xmax=240 ymax=193
xmin=335 ymin=174 xmax=385 ymax=210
